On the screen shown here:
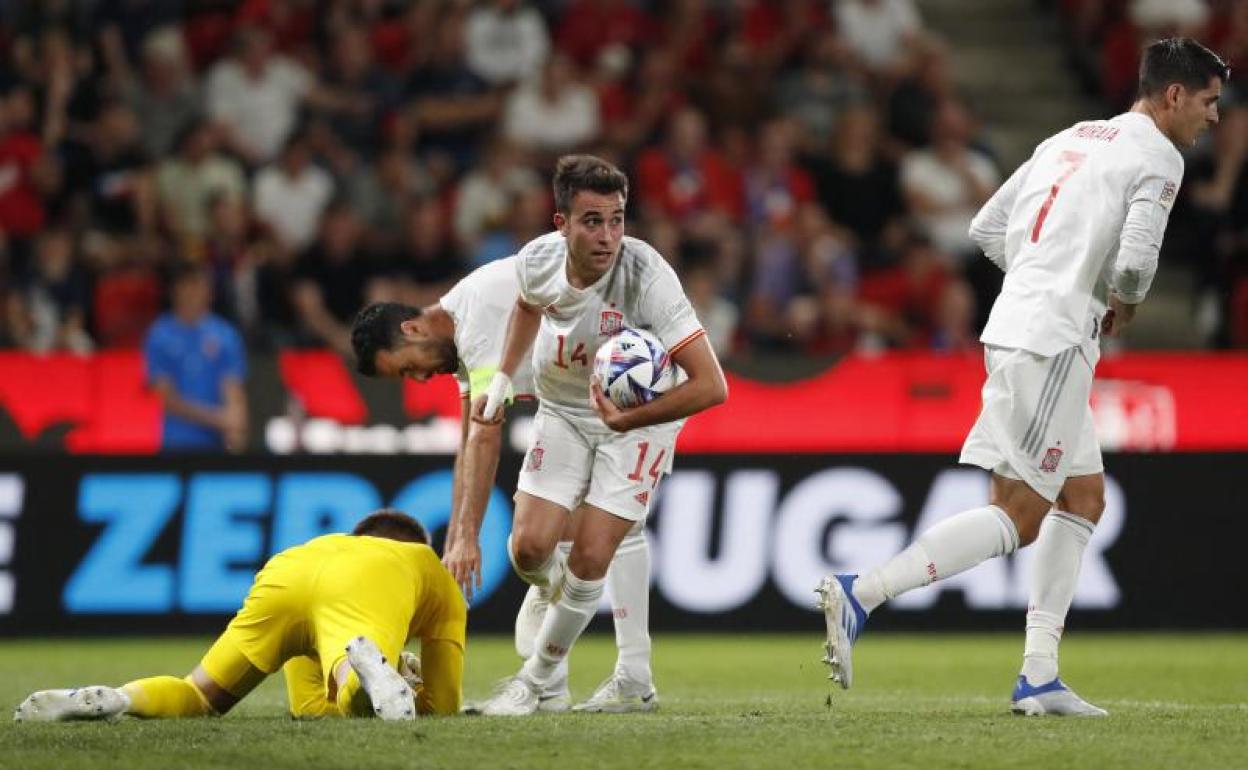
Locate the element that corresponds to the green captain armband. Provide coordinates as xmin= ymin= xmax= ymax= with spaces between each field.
xmin=469 ymin=366 xmax=513 ymax=404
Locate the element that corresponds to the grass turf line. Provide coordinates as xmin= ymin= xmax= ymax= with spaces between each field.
xmin=0 ymin=633 xmax=1245 ymax=770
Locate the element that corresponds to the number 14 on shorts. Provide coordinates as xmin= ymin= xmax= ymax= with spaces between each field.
xmin=627 ymin=440 xmax=666 ymax=500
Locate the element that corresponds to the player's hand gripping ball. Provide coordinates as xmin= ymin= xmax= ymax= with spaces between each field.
xmin=592 ymin=327 xmax=677 ymax=408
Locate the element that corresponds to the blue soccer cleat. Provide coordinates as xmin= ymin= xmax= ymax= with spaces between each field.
xmin=1011 ymin=675 xmax=1108 ymax=717
xmin=815 ymin=574 xmax=868 ymax=689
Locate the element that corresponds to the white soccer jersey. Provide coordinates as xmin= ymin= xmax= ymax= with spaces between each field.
xmin=970 ymin=111 xmax=1184 ymax=356
xmin=438 ymin=256 xmax=536 ymax=400
xmin=514 ymin=231 xmax=705 ymax=416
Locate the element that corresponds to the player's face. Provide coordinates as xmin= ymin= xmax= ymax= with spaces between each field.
xmin=556 ymin=190 xmax=626 ymax=284
xmin=1174 ymin=76 xmax=1222 ymax=146
xmin=373 ymin=322 xmax=457 ymax=382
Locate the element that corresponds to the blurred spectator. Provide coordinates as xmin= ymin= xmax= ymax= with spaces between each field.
xmin=453 ymin=138 xmax=542 ymax=250
xmin=69 ymin=101 xmax=157 ymax=268
xmin=156 ymin=121 xmax=246 ymax=244
xmin=635 ymin=106 xmax=745 ymax=225
xmin=348 ymin=145 xmax=435 ymax=256
xmin=207 ymin=26 xmax=312 ymax=164
xmin=834 ymin=0 xmax=924 ymax=79
xmin=887 ymin=37 xmax=958 ymax=148
xmin=143 ymin=261 xmax=248 ymax=453
xmin=656 ymin=0 xmax=719 ymax=76
xmin=805 ymin=104 xmax=905 ymax=265
xmin=202 ymin=194 xmax=256 ymax=327
xmin=291 ymin=202 xmax=377 ymax=354
xmin=683 ymin=258 xmax=739 ymax=357
xmin=469 ymin=183 xmax=552 ymax=267
xmin=116 ymin=26 xmax=203 ymax=161
xmin=857 ymin=231 xmax=973 ymax=350
xmin=464 ymin=0 xmax=551 ymax=87
xmin=6 ymin=229 xmax=93 ymax=354
xmin=743 ymin=118 xmax=816 ymax=232
xmin=0 ymin=85 xmax=58 ymax=271
xmin=900 ymin=99 xmax=998 ymax=263
xmin=404 ymin=8 xmax=500 ymax=172
xmin=313 ymin=24 xmax=400 ymax=161
xmin=555 ymin=0 xmax=654 ymax=69
xmin=234 ymin=0 xmax=317 ymax=58
xmin=595 ymin=46 xmax=687 ymax=154
xmin=253 ymin=131 xmax=334 ymax=253
xmin=95 ymin=0 xmax=185 ymax=70
xmin=391 ymin=195 xmax=464 ymax=308
xmin=503 ymin=53 xmax=601 ymax=155
xmin=775 ymin=30 xmax=870 ymax=151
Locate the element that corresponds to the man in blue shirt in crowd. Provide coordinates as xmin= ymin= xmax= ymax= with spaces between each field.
xmin=143 ymin=262 xmax=248 ymax=452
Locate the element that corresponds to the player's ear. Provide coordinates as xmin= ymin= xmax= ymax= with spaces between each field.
xmin=1165 ymin=82 xmax=1184 ymax=109
xmin=553 ymin=210 xmax=567 ymax=234
xmin=399 ymin=318 xmax=421 ymax=337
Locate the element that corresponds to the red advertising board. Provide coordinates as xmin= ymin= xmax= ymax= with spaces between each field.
xmin=0 ymin=350 xmax=1244 ymax=453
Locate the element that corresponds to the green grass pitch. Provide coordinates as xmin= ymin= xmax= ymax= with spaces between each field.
xmin=1 ymin=633 xmax=1245 ymax=769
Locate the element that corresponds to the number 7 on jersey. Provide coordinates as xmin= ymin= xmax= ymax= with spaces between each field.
xmin=1031 ymin=150 xmax=1087 ymax=243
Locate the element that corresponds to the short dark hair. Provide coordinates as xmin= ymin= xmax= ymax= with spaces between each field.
xmin=351 ymin=302 xmax=420 ymax=376
xmin=1139 ymin=38 xmax=1230 ymax=98
xmin=352 ymin=508 xmax=430 ymax=544
xmin=553 ymin=154 xmax=629 ymax=213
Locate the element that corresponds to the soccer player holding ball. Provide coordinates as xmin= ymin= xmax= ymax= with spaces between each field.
xmin=475 ymin=155 xmax=727 ymax=716
xmin=818 ymin=38 xmax=1228 ymax=716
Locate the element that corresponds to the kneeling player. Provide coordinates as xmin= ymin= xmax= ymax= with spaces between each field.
xmin=14 ymin=510 xmax=465 ymax=722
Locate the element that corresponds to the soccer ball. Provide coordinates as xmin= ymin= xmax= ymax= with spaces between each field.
xmin=593 ymin=327 xmax=676 ymax=408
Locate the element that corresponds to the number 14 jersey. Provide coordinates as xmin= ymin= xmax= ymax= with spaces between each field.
xmin=515 ymin=231 xmax=705 ymax=418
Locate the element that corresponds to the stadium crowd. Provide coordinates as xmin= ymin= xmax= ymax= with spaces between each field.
xmin=0 ymin=0 xmax=1244 ymax=360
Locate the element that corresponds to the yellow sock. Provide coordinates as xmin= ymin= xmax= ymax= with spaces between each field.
xmin=334 ymin=669 xmax=372 ymax=717
xmin=121 ymin=676 xmax=214 ymax=718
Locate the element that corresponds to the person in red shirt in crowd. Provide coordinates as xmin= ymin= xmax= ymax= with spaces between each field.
xmin=857 ymin=231 xmax=975 ymax=351
xmin=0 ymin=85 xmax=57 ymax=272
xmin=555 ymin=0 xmax=655 ymax=69
xmin=635 ymin=106 xmax=744 ymax=225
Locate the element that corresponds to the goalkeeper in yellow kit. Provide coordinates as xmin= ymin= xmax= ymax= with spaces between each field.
xmin=14 ymin=510 xmax=465 ymax=722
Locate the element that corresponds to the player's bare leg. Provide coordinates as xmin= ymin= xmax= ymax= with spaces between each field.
xmin=819 ymin=473 xmax=1048 ymax=689
xmin=482 ymin=505 xmax=632 ymax=716
xmin=1013 ymin=473 xmax=1108 ymax=717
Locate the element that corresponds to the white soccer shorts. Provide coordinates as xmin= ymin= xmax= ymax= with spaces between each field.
xmin=517 ymin=406 xmax=678 ymax=522
xmin=960 ymin=342 xmax=1103 ymax=502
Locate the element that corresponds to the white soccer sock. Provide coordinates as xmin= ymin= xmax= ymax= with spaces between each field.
xmin=522 ymin=568 xmax=605 ymax=685
xmin=853 ymin=505 xmax=1020 ymax=613
xmin=608 ymin=528 xmax=652 ymax=687
xmin=1021 ymin=510 xmax=1095 ymax=684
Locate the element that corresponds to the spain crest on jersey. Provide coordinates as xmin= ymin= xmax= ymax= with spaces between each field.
xmin=600 ymin=309 xmax=624 ymax=336
xmin=527 ymin=445 xmax=544 ymax=472
xmin=1040 ymin=446 xmax=1063 ymax=473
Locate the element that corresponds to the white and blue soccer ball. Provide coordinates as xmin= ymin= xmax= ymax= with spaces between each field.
xmin=593 ymin=327 xmax=677 ymax=408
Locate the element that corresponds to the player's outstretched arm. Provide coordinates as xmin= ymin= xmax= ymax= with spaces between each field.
xmin=591 ymin=333 xmax=727 ymax=432
xmin=444 ymin=397 xmax=503 ymax=600
xmin=479 ymin=298 xmax=542 ymax=422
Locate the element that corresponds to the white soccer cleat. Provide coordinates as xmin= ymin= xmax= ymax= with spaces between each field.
xmin=815 ymin=574 xmax=867 ymax=690
xmin=536 ymin=669 xmax=571 ymax=713
xmin=1010 ymin=676 xmax=1108 ymax=717
xmin=571 ymin=673 xmax=658 ymax=714
xmin=345 ymin=636 xmax=416 ymax=721
xmin=515 ymin=584 xmax=554 ymax=659
xmin=14 ymin=686 xmax=128 ymax=722
xmin=479 ymin=675 xmax=542 ymax=716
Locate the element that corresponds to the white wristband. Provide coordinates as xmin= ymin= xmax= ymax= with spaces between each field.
xmin=482 ymin=372 xmax=512 ymax=421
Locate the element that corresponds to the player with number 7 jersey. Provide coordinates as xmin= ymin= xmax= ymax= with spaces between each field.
xmin=474 ymin=155 xmax=728 ymax=717
xmin=814 ymin=38 xmax=1227 ymax=717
